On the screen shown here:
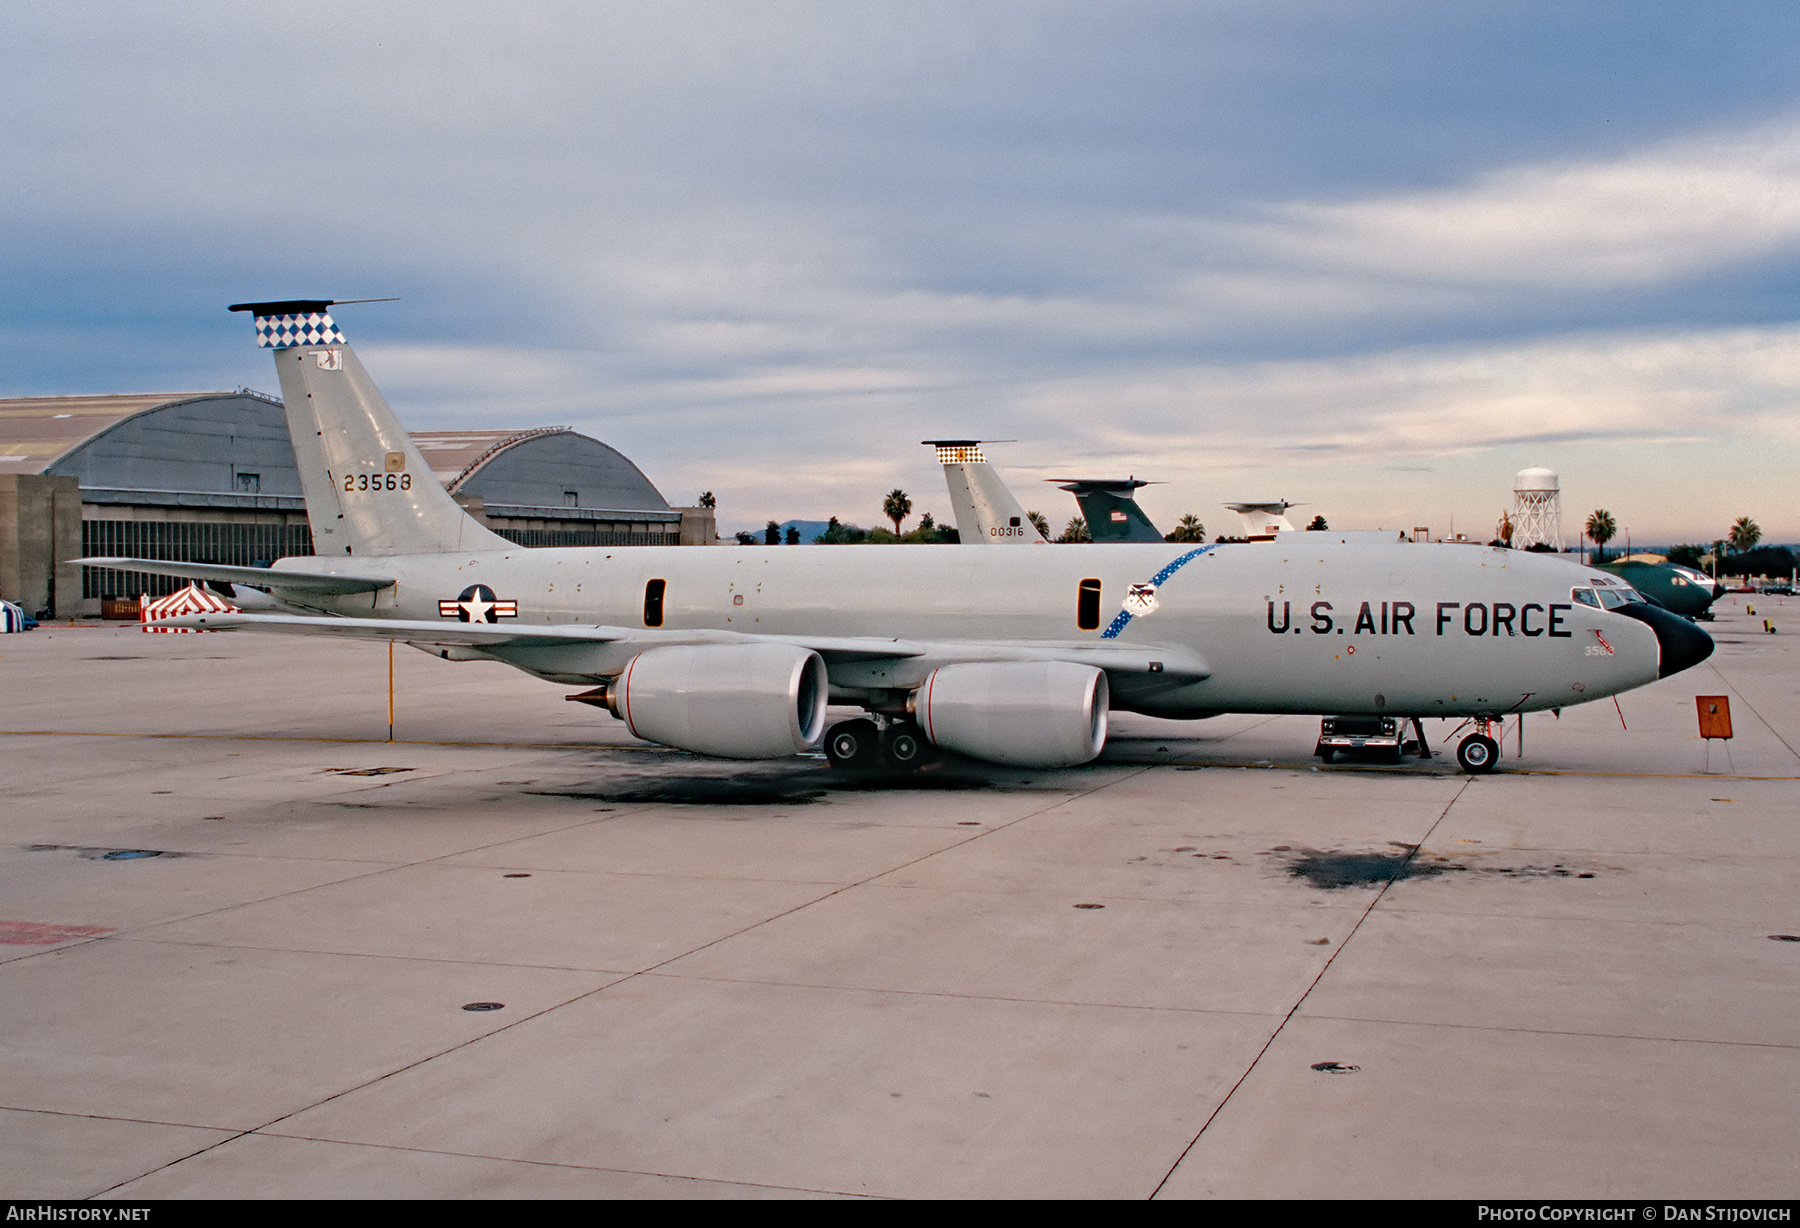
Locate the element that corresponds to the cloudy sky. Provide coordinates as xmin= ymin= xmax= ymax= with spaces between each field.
xmin=6 ymin=2 xmax=1800 ymax=544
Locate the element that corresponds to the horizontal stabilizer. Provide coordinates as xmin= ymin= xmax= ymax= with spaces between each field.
xmin=79 ymin=558 xmax=395 ymax=595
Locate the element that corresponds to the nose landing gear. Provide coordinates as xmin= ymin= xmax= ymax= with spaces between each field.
xmin=1456 ymin=717 xmax=1502 ymax=774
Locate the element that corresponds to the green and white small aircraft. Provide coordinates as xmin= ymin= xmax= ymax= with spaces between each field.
xmin=88 ymin=301 xmax=1713 ymax=775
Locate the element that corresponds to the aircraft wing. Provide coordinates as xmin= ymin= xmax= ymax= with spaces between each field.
xmin=80 ymin=558 xmax=394 ymax=595
xmin=149 ymin=612 xmax=928 ymax=659
xmin=150 ymin=612 xmax=1206 ymax=679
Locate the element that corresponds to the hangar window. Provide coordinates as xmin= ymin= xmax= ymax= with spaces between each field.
xmin=563 ymin=490 xmax=579 ymax=508
xmin=644 ymin=578 xmax=666 ymax=627
xmin=235 ymin=473 xmax=260 ymax=493
xmin=1077 ymin=578 xmax=1102 ymax=631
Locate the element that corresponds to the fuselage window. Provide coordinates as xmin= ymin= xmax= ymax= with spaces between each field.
xmin=644 ymin=578 xmax=666 ymax=627
xmin=1077 ymin=578 xmax=1102 ymax=631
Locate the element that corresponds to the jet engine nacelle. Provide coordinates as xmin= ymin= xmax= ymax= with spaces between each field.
xmin=915 ymin=661 xmax=1109 ymax=767
xmin=612 ymin=643 xmax=829 ymax=759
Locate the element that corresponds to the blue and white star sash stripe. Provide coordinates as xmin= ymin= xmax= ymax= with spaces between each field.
xmin=1100 ymin=545 xmax=1215 ymax=639
xmin=252 ymin=311 xmax=345 ymax=349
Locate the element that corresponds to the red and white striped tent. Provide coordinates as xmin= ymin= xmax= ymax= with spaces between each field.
xmin=140 ymin=584 xmax=238 ymax=632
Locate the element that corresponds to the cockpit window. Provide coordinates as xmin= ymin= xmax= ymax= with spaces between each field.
xmin=1597 ymin=588 xmax=1631 ymax=610
xmin=1573 ymin=588 xmax=1600 ymax=608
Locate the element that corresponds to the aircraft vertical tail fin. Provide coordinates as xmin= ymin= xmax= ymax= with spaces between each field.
xmin=231 ymin=301 xmax=511 ymax=557
xmin=1223 ymin=501 xmax=1299 ymax=542
xmin=925 ymin=441 xmax=1046 ymax=544
xmin=1054 ymin=479 xmax=1164 ymax=543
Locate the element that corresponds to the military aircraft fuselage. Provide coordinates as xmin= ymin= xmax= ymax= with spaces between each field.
xmin=114 ymin=302 xmax=1716 ymax=772
xmin=275 ymin=538 xmax=1671 ymax=720
xmin=1599 ymin=559 xmax=1723 ymax=619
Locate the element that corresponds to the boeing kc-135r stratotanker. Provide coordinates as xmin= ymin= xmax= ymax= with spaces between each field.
xmin=88 ymin=301 xmax=1714 ymax=775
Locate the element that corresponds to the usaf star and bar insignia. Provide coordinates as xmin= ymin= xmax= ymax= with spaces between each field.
xmin=439 ymin=584 xmax=519 ymax=623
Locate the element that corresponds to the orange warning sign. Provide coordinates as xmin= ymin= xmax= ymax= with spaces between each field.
xmin=1696 ymin=696 xmax=1733 ymax=741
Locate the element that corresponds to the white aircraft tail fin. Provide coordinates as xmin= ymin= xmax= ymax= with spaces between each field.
xmin=232 ymin=300 xmax=510 ymax=557
xmin=1223 ymin=501 xmax=1299 ymax=542
xmin=925 ymin=440 xmax=1046 ymax=544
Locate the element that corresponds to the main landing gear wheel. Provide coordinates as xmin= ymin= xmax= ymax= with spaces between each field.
xmin=825 ymin=719 xmax=881 ymax=770
xmin=881 ymin=721 xmax=932 ymax=768
xmin=1456 ymin=733 xmax=1500 ymax=775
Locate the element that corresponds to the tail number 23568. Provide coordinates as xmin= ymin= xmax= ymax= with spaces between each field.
xmin=344 ymin=472 xmax=412 ymax=491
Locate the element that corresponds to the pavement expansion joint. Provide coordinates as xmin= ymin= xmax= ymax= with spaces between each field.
xmin=237 ymin=1132 xmax=880 ymax=1198
xmin=1291 ymin=1012 xmax=1800 ymax=1050
xmin=112 ymin=934 xmax=645 ymax=977
xmin=634 ymin=968 xmax=1293 ymax=1016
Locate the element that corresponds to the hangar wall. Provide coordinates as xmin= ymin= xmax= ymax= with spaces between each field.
xmin=0 ymin=474 xmax=82 ymax=620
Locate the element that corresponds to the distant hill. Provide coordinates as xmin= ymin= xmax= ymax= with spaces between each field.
xmin=726 ymin=519 xmax=841 ymax=543
xmin=780 ymin=520 xmax=836 ymax=540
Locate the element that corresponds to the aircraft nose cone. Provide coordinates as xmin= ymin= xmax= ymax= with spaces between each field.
xmin=1616 ymin=603 xmax=1715 ymax=678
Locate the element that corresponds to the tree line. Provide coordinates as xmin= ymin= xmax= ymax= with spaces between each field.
xmin=736 ymin=488 xmax=1219 ymax=544
xmin=1583 ymin=509 xmax=1793 ymax=577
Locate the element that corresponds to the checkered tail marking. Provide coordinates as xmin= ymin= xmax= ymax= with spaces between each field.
xmin=252 ymin=312 xmax=346 ymax=349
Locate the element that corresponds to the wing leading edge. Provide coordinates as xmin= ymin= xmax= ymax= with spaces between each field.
xmin=151 ymin=611 xmax=1208 ymax=684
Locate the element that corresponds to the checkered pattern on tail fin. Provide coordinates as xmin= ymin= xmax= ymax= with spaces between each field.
xmin=252 ymin=312 xmax=345 ymax=348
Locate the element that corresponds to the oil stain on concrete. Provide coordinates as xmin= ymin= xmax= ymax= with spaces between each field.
xmin=1270 ymin=844 xmax=1602 ymax=890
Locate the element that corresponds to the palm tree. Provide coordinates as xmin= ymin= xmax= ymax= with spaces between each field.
xmin=1026 ymin=510 xmax=1051 ymax=538
xmin=884 ymin=488 xmax=912 ymax=535
xmin=697 ymin=491 xmax=716 ymax=510
xmin=1165 ymin=514 xmax=1205 ymax=543
xmin=1058 ymin=516 xmax=1091 ymax=543
xmin=1585 ymin=509 xmax=1617 ymax=562
xmin=1729 ymin=516 xmax=1762 ymax=554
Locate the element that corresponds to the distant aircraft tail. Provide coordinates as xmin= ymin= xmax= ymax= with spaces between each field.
xmin=1053 ymin=480 xmax=1163 ymax=543
xmin=1223 ymin=501 xmax=1298 ymax=543
xmin=231 ymin=300 xmax=510 ymax=557
xmin=924 ymin=441 xmax=1046 ymax=544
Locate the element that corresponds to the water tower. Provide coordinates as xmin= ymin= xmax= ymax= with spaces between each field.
xmin=1512 ymin=467 xmax=1562 ymax=551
